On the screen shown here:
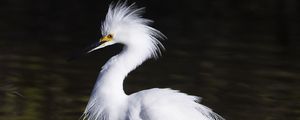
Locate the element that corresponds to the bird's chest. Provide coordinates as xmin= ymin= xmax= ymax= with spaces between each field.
xmin=102 ymin=100 xmax=128 ymax=120
xmin=106 ymin=101 xmax=143 ymax=120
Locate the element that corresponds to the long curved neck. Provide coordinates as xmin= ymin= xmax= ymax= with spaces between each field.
xmin=84 ymin=46 xmax=149 ymax=120
xmin=93 ymin=46 xmax=148 ymax=99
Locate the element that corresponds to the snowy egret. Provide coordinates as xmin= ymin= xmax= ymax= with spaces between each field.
xmin=82 ymin=2 xmax=224 ymax=120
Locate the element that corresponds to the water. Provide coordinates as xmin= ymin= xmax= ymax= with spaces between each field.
xmin=0 ymin=38 xmax=299 ymax=120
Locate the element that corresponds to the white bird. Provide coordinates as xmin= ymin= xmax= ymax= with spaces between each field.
xmin=82 ymin=2 xmax=224 ymax=120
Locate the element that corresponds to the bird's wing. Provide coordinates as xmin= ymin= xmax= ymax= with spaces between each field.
xmin=127 ymin=88 xmax=224 ymax=120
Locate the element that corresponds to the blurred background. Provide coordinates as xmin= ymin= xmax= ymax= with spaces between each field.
xmin=0 ymin=0 xmax=300 ymax=120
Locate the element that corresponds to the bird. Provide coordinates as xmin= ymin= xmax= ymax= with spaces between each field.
xmin=81 ymin=2 xmax=224 ymax=120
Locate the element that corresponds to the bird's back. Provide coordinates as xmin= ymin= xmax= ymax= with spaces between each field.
xmin=126 ymin=88 xmax=224 ymax=120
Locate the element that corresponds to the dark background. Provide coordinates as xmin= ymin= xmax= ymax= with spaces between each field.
xmin=0 ymin=0 xmax=300 ymax=120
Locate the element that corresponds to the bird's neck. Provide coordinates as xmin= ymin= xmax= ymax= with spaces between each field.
xmin=84 ymin=46 xmax=148 ymax=119
xmin=93 ymin=46 xmax=148 ymax=99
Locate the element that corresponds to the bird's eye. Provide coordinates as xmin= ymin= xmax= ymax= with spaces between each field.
xmin=107 ymin=34 xmax=113 ymax=39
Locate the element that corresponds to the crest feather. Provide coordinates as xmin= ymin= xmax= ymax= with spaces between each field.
xmin=101 ymin=2 xmax=166 ymax=59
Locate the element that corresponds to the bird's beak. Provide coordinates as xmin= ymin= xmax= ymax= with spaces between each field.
xmin=67 ymin=35 xmax=115 ymax=61
xmin=86 ymin=35 xmax=115 ymax=53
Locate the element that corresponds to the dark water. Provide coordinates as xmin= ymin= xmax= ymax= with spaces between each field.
xmin=1 ymin=39 xmax=300 ymax=120
xmin=1 ymin=0 xmax=300 ymax=120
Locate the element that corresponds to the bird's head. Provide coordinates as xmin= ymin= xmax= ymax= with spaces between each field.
xmin=85 ymin=2 xmax=166 ymax=59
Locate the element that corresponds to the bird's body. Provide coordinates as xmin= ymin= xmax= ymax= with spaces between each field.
xmin=82 ymin=2 xmax=224 ymax=120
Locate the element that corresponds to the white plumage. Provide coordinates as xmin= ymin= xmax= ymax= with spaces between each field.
xmin=82 ymin=2 xmax=224 ymax=120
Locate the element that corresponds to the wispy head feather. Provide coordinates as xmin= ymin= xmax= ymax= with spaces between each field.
xmin=101 ymin=2 xmax=166 ymax=59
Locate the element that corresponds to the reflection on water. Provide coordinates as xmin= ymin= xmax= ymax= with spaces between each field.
xmin=0 ymin=39 xmax=299 ymax=120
